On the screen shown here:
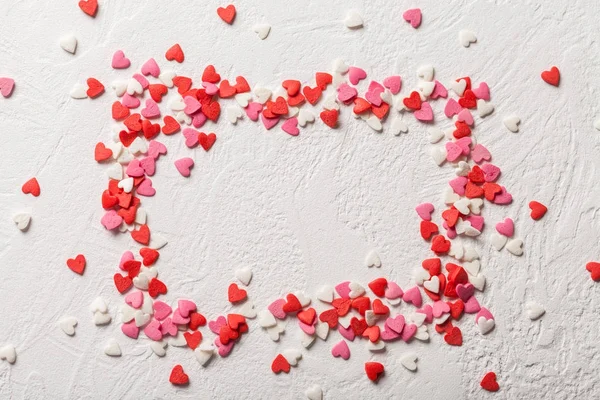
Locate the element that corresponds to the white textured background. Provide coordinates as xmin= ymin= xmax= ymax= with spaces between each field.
xmin=1 ymin=0 xmax=600 ymax=398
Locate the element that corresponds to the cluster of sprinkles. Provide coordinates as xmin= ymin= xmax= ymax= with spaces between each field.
xmin=3 ymin=2 xmax=600 ymax=398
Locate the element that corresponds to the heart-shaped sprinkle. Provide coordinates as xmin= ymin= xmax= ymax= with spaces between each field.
xmin=169 ymin=365 xmax=189 ymax=385
xmin=529 ymin=201 xmax=547 ymax=220
xmin=480 ymin=372 xmax=500 ymax=392
xmin=402 ymin=8 xmax=422 ymax=28
xmin=112 ymin=50 xmax=130 ymax=69
xmin=541 ymin=66 xmax=560 ymax=86
xmin=217 ymin=4 xmax=236 ymax=24
xmin=79 ymin=0 xmax=98 ymax=17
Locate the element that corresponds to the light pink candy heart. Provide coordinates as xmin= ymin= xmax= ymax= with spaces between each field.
xmin=178 ymin=300 xmax=197 ymax=318
xmin=153 ymin=301 xmax=172 ymax=321
xmin=245 ymin=102 xmax=263 ymax=121
xmin=472 ymin=82 xmax=490 ymax=100
xmin=455 ymin=137 xmax=472 ymax=155
xmin=430 ymin=80 xmax=448 ymax=99
xmin=125 ymin=291 xmax=144 ymax=308
xmin=174 ymin=157 xmax=194 ymax=177
xmin=415 ymin=202 xmax=434 ymax=221
xmin=101 ymin=210 xmax=123 ymax=230
xmin=281 ymin=117 xmax=299 ymax=136
xmin=402 ymin=286 xmax=422 ymax=307
xmin=298 ymin=320 xmax=315 ymax=335
xmin=126 ymin=159 xmax=144 ymax=177
xmin=443 ymin=221 xmax=458 ymax=239
xmin=141 ymin=58 xmax=160 ymax=78
xmin=111 ymin=50 xmax=131 ymax=69
xmin=475 ymin=307 xmax=494 ymax=323
xmin=444 ymin=98 xmax=463 ymax=118
xmin=383 ymin=76 xmax=402 ymax=94
xmin=136 ymin=178 xmax=156 ymax=197
xmin=119 ymin=251 xmax=134 ymax=270
xmin=492 ymin=186 xmax=512 ymax=205
xmin=260 ymin=114 xmax=279 ymax=130
xmin=432 ymin=300 xmax=450 ymax=318
xmin=122 ymin=93 xmax=140 ymax=109
xmin=481 ymin=163 xmax=501 ymax=182
xmin=495 ymin=218 xmax=514 ymax=237
xmin=402 ymin=8 xmax=422 ymax=28
xmin=464 ymin=215 xmax=484 ymax=231
xmin=214 ymin=337 xmax=234 ymax=357
xmin=0 ymin=78 xmax=15 ymax=97
xmin=380 ymin=328 xmax=401 ymax=341
xmin=401 ymin=323 xmax=417 ymax=342
xmin=365 ymin=81 xmax=384 ymax=106
xmin=183 ymin=128 xmax=200 ymax=148
xmin=348 ymin=66 xmax=367 ymax=85
xmin=385 ymin=315 xmax=405 ymax=334
xmin=143 ymin=319 xmax=163 ymax=341
xmin=331 ymin=340 xmax=350 ymax=360
xmin=416 ymin=304 xmax=433 ymax=323
xmin=335 ymin=281 xmax=351 ymax=299
xmin=202 ymin=81 xmax=219 ymax=95
xmin=414 ymin=102 xmax=433 ymax=122
xmin=140 ymin=156 xmax=155 ymax=176
xmin=121 ymin=321 xmax=140 ymax=339
xmin=384 ymin=281 xmax=403 ymax=299
xmin=192 ymin=111 xmax=207 ymax=128
xmin=338 ymin=324 xmax=355 ymax=341
xmin=337 ymin=83 xmax=358 ymax=102
xmin=457 ymin=109 xmax=474 ymax=126
xmin=449 ymin=176 xmax=468 ymax=195
xmin=133 ymin=73 xmax=149 ymax=89
xmin=208 ymin=316 xmax=227 ymax=335
xmin=160 ymin=317 xmax=177 ymax=336
xmin=171 ymin=308 xmax=190 ymax=325
xmin=456 ymin=283 xmax=475 ymax=302
xmin=148 ymin=140 xmax=167 ymax=159
xmin=141 ymin=99 xmax=160 ymax=119
xmin=446 ymin=142 xmax=463 ymax=162
xmin=183 ymin=96 xmax=201 ymax=115
xmin=464 ymin=296 xmax=481 ymax=314
xmin=472 ymin=144 xmax=491 ymax=164
xmin=268 ymin=299 xmax=286 ymax=319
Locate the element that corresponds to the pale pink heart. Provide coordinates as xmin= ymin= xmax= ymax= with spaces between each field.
xmin=192 ymin=111 xmax=207 ymax=128
xmin=171 ymin=308 xmax=190 ymax=325
xmin=133 ymin=73 xmax=149 ymax=89
xmin=121 ymin=320 xmax=140 ymax=339
xmin=457 ymin=109 xmax=474 ymax=126
xmin=475 ymin=307 xmax=494 ymax=323
xmin=111 ymin=50 xmax=131 ymax=69
xmin=101 ymin=210 xmax=123 ymax=230
xmin=245 ymin=102 xmax=263 ymax=121
xmin=298 ymin=320 xmax=315 ymax=335
xmin=384 ymin=281 xmax=403 ymax=299
xmin=268 ymin=299 xmax=286 ymax=319
xmin=472 ymin=144 xmax=491 ymax=163
xmin=122 ymin=93 xmax=140 ymax=109
xmin=464 ymin=215 xmax=484 ymax=231
xmin=140 ymin=156 xmax=156 ymax=176
xmin=472 ymin=82 xmax=490 ymax=100
xmin=183 ymin=128 xmax=200 ymax=148
xmin=348 ymin=66 xmax=367 ymax=85
xmin=208 ymin=316 xmax=227 ymax=335
xmin=416 ymin=304 xmax=433 ymax=323
xmin=365 ymin=81 xmax=384 ymax=106
xmin=125 ymin=291 xmax=144 ymax=308
xmin=331 ymin=340 xmax=350 ymax=360
xmin=415 ymin=202 xmax=434 ymax=221
xmin=335 ymin=281 xmax=351 ymax=299
xmin=160 ymin=317 xmax=177 ymax=336
xmin=0 ymin=78 xmax=15 ymax=97
xmin=430 ymin=80 xmax=448 ymax=99
xmin=174 ymin=157 xmax=194 ymax=177
xmin=119 ymin=250 xmax=134 ymax=270
xmin=464 ymin=296 xmax=481 ymax=314
xmin=443 ymin=221 xmax=457 ymax=239
xmin=402 ymin=8 xmax=422 ymax=28
xmin=338 ymin=324 xmax=356 ymax=341
xmin=432 ymin=300 xmax=450 ymax=318
xmin=382 ymin=75 xmax=401 ymax=94
xmin=455 ymin=137 xmax=472 ymax=155
xmin=402 ymin=286 xmax=422 ymax=307
xmin=337 ymin=83 xmax=358 ymax=102
xmin=444 ymin=98 xmax=463 ymax=118
xmin=136 ymin=178 xmax=156 ymax=197
xmin=281 ymin=117 xmax=300 ymax=136
xmin=148 ymin=140 xmax=167 ymax=159
xmin=141 ymin=99 xmax=160 ymax=119
xmin=177 ymin=300 xmax=197 ymax=318
xmin=202 ymin=81 xmax=219 ymax=95
xmin=495 ymin=218 xmax=514 ymax=237
xmin=401 ymin=323 xmax=417 ymax=342
xmin=260 ymin=114 xmax=279 ymax=130
xmin=153 ymin=301 xmax=172 ymax=321
xmin=414 ymin=101 xmax=433 ymax=122
xmin=143 ymin=319 xmax=163 ymax=341
xmin=456 ymin=283 xmax=475 ymax=302
xmin=141 ymin=58 xmax=160 ymax=78
xmin=385 ymin=315 xmax=405 ymax=334
xmin=380 ymin=328 xmax=401 ymax=341
xmin=481 ymin=163 xmax=501 ymax=182
xmin=126 ymin=159 xmax=145 ymax=177
xmin=445 ymin=142 xmax=463 ymax=162
xmin=492 ymin=186 xmax=512 ymax=205
xmin=214 ymin=337 xmax=234 ymax=357
xmin=183 ymin=96 xmax=201 ymax=115
xmin=449 ymin=176 xmax=468 ymax=195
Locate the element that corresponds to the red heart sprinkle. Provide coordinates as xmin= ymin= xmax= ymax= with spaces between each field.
xmin=66 ymin=254 xmax=86 ymax=275
xmin=234 ymin=76 xmax=250 ymax=93
xmin=372 ymin=299 xmax=389 ymax=315
xmin=271 ymin=354 xmax=290 ymax=374
xmin=165 ymin=43 xmax=184 ymax=63
xmin=364 ymin=361 xmax=384 ymax=382
xmin=287 ymin=93 xmax=305 ymax=107
xmin=189 ymin=312 xmax=207 ymax=330
xmin=86 ymin=77 xmax=104 ymax=98
xmin=124 ymin=113 xmax=142 ymax=132
xmin=219 ymin=80 xmax=237 ymax=98
xmin=453 ymin=121 xmax=471 ymax=138
xmin=139 ymin=248 xmax=159 ymax=266
xmin=94 ymin=142 xmax=112 ymax=162
xmin=282 ymin=293 xmax=302 ymax=313
xmin=587 ymin=262 xmax=600 ymax=281
xmin=362 ymin=325 xmax=380 ymax=342
xmin=320 ymin=109 xmax=338 ymax=128
xmin=448 ymin=299 xmax=465 ymax=320
xmin=371 ymin=102 xmax=389 ymax=120
xmin=368 ymin=277 xmax=388 ymax=297
xmin=113 ymin=273 xmax=132 ymax=293
xmin=541 ymin=66 xmax=560 ymax=87
xmin=162 ymin=116 xmax=180 ymax=135
xmin=101 ymin=190 xmax=118 ymax=209
xmin=112 ymin=101 xmax=130 ymax=120
xmin=148 ymin=84 xmax=168 ymax=102
xmin=303 ymin=86 xmax=322 ymax=105
xmin=332 ymin=298 xmax=351 ymax=316
xmin=148 ymin=278 xmax=167 ymax=298
xmin=422 ymin=258 xmax=442 ymax=276
xmin=282 ymin=80 xmax=301 ymax=96
xmin=318 ymin=309 xmax=339 ymax=328
xmin=78 ymin=0 xmax=98 ymax=17
xmin=270 ymin=97 xmax=289 ymax=115
xmin=217 ymin=4 xmax=236 ymax=24
xmin=227 ymin=314 xmax=246 ymax=330
xmin=480 ymin=372 xmax=500 ymax=392
xmin=350 ymin=317 xmax=367 ymax=335
xmin=122 ymin=260 xmax=141 ymax=278
xmin=119 ymin=130 xmax=138 ymax=147
xmin=202 ymin=65 xmax=221 ymax=83
xmin=173 ymin=76 xmax=192 ymax=94
xmin=351 ymin=296 xmax=371 ymax=315
xmin=458 ymin=89 xmax=476 ymax=109
xmin=430 ymin=235 xmax=450 ymax=254
xmin=22 ymin=177 xmax=41 ymax=197
xmin=315 ymin=72 xmax=333 ymax=90
xmin=201 ymin=100 xmax=221 ymax=121
xmin=183 ymin=331 xmax=202 ymax=350
xmin=198 ymin=132 xmax=217 ymax=151
xmin=228 ymin=283 xmax=247 ymax=303
xmin=297 ymin=308 xmax=316 ymax=325
xmin=529 ymin=201 xmax=547 ymax=220
xmin=142 ymin=120 xmax=161 ymax=139
xmin=403 ymin=91 xmax=422 ymax=110
xmin=444 ymin=326 xmax=463 ymax=346
xmin=353 ymin=97 xmax=371 ymax=114
xmin=169 ymin=365 xmax=189 ymax=385
xmin=420 ymin=220 xmax=439 ymax=240
xmin=131 ymin=224 xmax=150 ymax=245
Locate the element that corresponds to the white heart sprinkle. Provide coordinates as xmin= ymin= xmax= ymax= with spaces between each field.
xmin=430 ymin=146 xmax=447 ymax=166
xmin=525 ymin=302 xmax=545 ymax=320
xmin=106 ymin=163 xmax=122 ymax=180
xmin=400 ymin=352 xmax=418 ymax=371
xmin=93 ymin=311 xmax=112 ymax=326
xmin=459 ymin=29 xmax=477 ymax=47
xmin=506 ymin=238 xmax=524 ymax=256
xmin=305 ymin=384 xmax=323 ymax=400
xmin=471 ymin=274 xmax=486 ymax=291
xmin=315 ymin=321 xmax=329 ymax=340
xmin=490 ymin=233 xmax=508 ymax=251
xmin=348 ymin=282 xmax=365 ymax=298
xmin=450 ymin=80 xmax=467 ymax=96
xmin=169 ymin=332 xmax=188 ymax=347
xmin=89 ymin=297 xmax=108 ymax=313
xmin=253 ymin=23 xmax=271 ymax=40
xmin=428 ymin=128 xmax=445 ymax=143
xmin=159 ymin=71 xmax=176 ymax=87
xmin=462 ymin=244 xmax=479 ymax=261
xmin=267 ymin=321 xmax=285 ymax=341
xmin=423 ymin=276 xmax=440 ymax=293
xmin=111 ymin=80 xmax=127 ymax=97
xmin=194 ymin=347 xmax=214 ymax=366
xmin=477 ymin=99 xmax=494 ymax=117
xmin=120 ymin=304 xmax=136 ymax=323
xmin=150 ymin=341 xmax=167 ymax=357
xmin=253 ymin=86 xmax=272 ymax=104
xmin=316 ymin=285 xmax=334 ymax=303
xmin=366 ymin=340 xmax=385 ymax=352
xmin=0 ymin=345 xmax=17 ymax=364
xmin=413 ymin=268 xmax=430 ymax=286
xmin=127 ymin=78 xmax=143 ymax=95
xmin=594 ymin=118 xmax=600 ymax=131
xmin=237 ymin=301 xmax=257 ymax=318
xmin=366 ymin=115 xmax=383 ymax=132
xmin=463 ymin=260 xmax=481 ymax=276
xmin=235 ymin=93 xmax=252 ymax=108
xmin=118 ymin=177 xmax=134 ymax=193
xmin=365 ymin=250 xmax=381 ymax=268
xmin=298 ymin=109 xmax=315 ymax=127
xmin=13 ymin=213 xmax=31 ymax=231
xmin=301 ymin=332 xmax=316 ymax=349
xmin=417 ymin=64 xmax=434 ymax=82
xmin=70 ymin=83 xmax=88 ymax=99
xmin=104 ymin=339 xmax=122 ymax=356
xmin=282 ymin=348 xmax=302 ymax=366
xmin=344 ymin=11 xmax=363 ymax=29
xmin=503 ymin=116 xmax=521 ymax=132
xmin=391 ymin=118 xmax=408 ymax=136
xmin=235 ymin=267 xmax=252 ymax=286
xmin=59 ymin=35 xmax=77 ymax=54
xmin=258 ymin=310 xmax=277 ymax=328
xmin=227 ymin=105 xmax=244 ymax=124
xmin=414 ymin=324 xmax=429 ymax=341
xmin=58 ymin=316 xmax=78 ymax=336
xmin=477 ymin=317 xmax=495 ymax=334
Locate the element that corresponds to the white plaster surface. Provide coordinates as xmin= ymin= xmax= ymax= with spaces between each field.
xmin=1 ymin=0 xmax=600 ymax=398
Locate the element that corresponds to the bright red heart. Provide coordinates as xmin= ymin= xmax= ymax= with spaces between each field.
xmin=173 ymin=76 xmax=192 ymax=94
xmin=541 ymin=66 xmax=560 ymax=87
xmin=217 ymin=4 xmax=236 ymax=24
xmin=282 ymin=293 xmax=302 ymax=313
xmin=112 ymin=101 xmax=130 ymax=120
xmin=448 ymin=299 xmax=464 ymax=320
xmin=320 ymin=109 xmax=338 ymax=128
xmin=297 ymin=308 xmax=316 ymax=325
xmin=332 ymin=298 xmax=351 ymax=316
xmin=364 ymin=361 xmax=384 ymax=382
xmin=403 ymin=91 xmax=422 ymax=110
xmin=315 ymin=72 xmax=333 ymax=90
xmin=113 ymin=273 xmax=132 ymax=293
xmin=139 ymin=248 xmax=159 ymax=266
xmin=458 ymin=89 xmax=476 ymax=109
xmin=444 ymin=326 xmax=463 ymax=346
xmin=228 ymin=283 xmax=247 ymax=303
xmin=189 ymin=312 xmax=207 ymax=330
xmin=165 ymin=43 xmax=184 ymax=63
xmin=124 ymin=114 xmax=142 ymax=132
xmin=287 ymin=93 xmax=305 ymax=107
xmin=198 ymin=132 xmax=217 ymax=151
xmin=131 ymin=224 xmax=150 ymax=245
xmin=22 ymin=177 xmax=40 ymax=197
xmin=351 ymin=296 xmax=371 ymax=315
xmin=202 ymin=65 xmax=221 ymax=83
xmin=169 ymin=365 xmax=189 ymax=385
xmin=368 ymin=277 xmax=388 ymax=297
xmin=271 ymin=354 xmax=290 ymax=374
xmin=227 ymin=313 xmax=246 ymax=330
xmin=372 ymin=299 xmax=389 ymax=315
xmin=420 ymin=220 xmax=439 ymax=240
xmin=183 ymin=331 xmax=202 ymax=350
xmin=282 ymin=80 xmax=301 ymax=96
xmin=148 ymin=84 xmax=168 ymax=103
xmin=350 ymin=317 xmax=367 ymax=336
xmin=431 ymin=235 xmax=450 ymax=254
xmin=318 ymin=309 xmax=338 ymax=328
xmin=586 ymin=262 xmax=600 ymax=281
xmin=94 ymin=142 xmax=112 ymax=162
xmin=234 ymin=76 xmax=250 ymax=93
xmin=148 ymin=278 xmax=167 ymax=298
xmin=303 ymin=86 xmax=322 ymax=105
xmin=422 ymin=258 xmax=441 ymax=276
xmin=162 ymin=116 xmax=180 ymax=135
xmin=78 ymin=0 xmax=98 ymax=17
xmin=529 ymin=201 xmax=547 ymax=220
xmin=67 ymin=254 xmax=86 ymax=275
xmin=219 ymin=80 xmax=237 ymax=98
xmin=480 ymin=372 xmax=500 ymax=392
xmin=86 ymin=78 xmax=104 ymax=98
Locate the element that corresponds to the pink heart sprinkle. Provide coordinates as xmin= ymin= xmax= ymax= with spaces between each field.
xmin=335 ymin=281 xmax=351 ymax=299
xmin=402 ymin=8 xmax=422 ymax=28
xmin=141 ymin=58 xmax=160 ymax=78
xmin=245 ymin=102 xmax=263 ymax=121
xmin=140 ymin=156 xmax=156 ymax=176
xmin=208 ymin=316 xmax=227 ymax=335
xmin=402 ymin=286 xmax=422 ymax=308
xmin=268 ymin=299 xmax=286 ymax=319
xmin=136 ymin=178 xmax=156 ymax=197
xmin=177 ymin=300 xmax=197 ymax=318
xmin=455 ymin=137 xmax=472 ymax=156
xmin=472 ymin=82 xmax=490 ymax=100
xmin=141 ymin=99 xmax=160 ymax=119
xmin=202 ymin=81 xmax=219 ymax=96
xmin=101 ymin=210 xmax=123 ymax=230
xmin=121 ymin=321 xmax=140 ymax=339
xmin=148 ymin=140 xmax=167 ymax=159
xmin=192 ymin=111 xmax=208 ymax=128
xmin=365 ymin=81 xmax=384 ymax=106
xmin=384 ymin=281 xmax=403 ymax=299
xmin=125 ymin=291 xmax=144 ymax=309
xmin=111 ymin=50 xmax=131 ymax=69
xmin=348 ymin=66 xmax=367 ymax=85
xmin=337 ymin=83 xmax=358 ymax=103
xmin=456 ymin=283 xmax=475 ymax=302
xmin=401 ymin=323 xmax=417 ymax=342
xmin=492 ymin=186 xmax=512 ymax=205
xmin=119 ymin=251 xmax=134 ymax=270
xmin=171 ymin=308 xmax=190 ymax=325
xmin=214 ymin=337 xmax=234 ymax=357
xmin=281 ymin=117 xmax=300 ymax=136
xmin=260 ymin=114 xmax=280 ymax=130
xmin=457 ymin=109 xmax=474 ymax=126
xmin=416 ymin=304 xmax=433 ymax=323
xmin=495 ymin=217 xmax=514 ymax=237
xmin=298 ymin=320 xmax=315 ymax=335
xmin=385 ymin=314 xmax=405 ymax=334
xmin=338 ymin=324 xmax=356 ymax=341
xmin=464 ymin=215 xmax=484 ymax=231
xmin=443 ymin=221 xmax=458 ymax=239
xmin=430 ymin=80 xmax=448 ymax=99
xmin=143 ymin=320 xmax=163 ymax=341
xmin=122 ymin=93 xmax=140 ymax=109
xmin=432 ymin=300 xmax=450 ymax=318
xmin=414 ymin=102 xmax=433 ymax=122
xmin=126 ymin=159 xmax=144 ymax=177
xmin=183 ymin=96 xmax=201 ymax=115
xmin=449 ymin=176 xmax=468 ymax=195
xmin=183 ymin=128 xmax=200 ymax=148
xmin=174 ymin=157 xmax=194 ymax=177
xmin=0 ymin=77 xmax=15 ymax=98
xmin=444 ymin=98 xmax=463 ymax=118
xmin=133 ymin=73 xmax=149 ymax=89
xmin=383 ymin=75 xmax=402 ymax=94
xmin=445 ymin=142 xmax=463 ymax=162
xmin=380 ymin=328 xmax=401 ymax=341
xmin=160 ymin=317 xmax=177 ymax=336
xmin=464 ymin=296 xmax=481 ymax=314
xmin=472 ymin=144 xmax=491 ymax=164
xmin=481 ymin=163 xmax=501 ymax=182
xmin=415 ymin=202 xmax=434 ymax=221
xmin=475 ymin=307 xmax=495 ymax=323
xmin=331 ymin=340 xmax=350 ymax=360
xmin=153 ymin=301 xmax=172 ymax=321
